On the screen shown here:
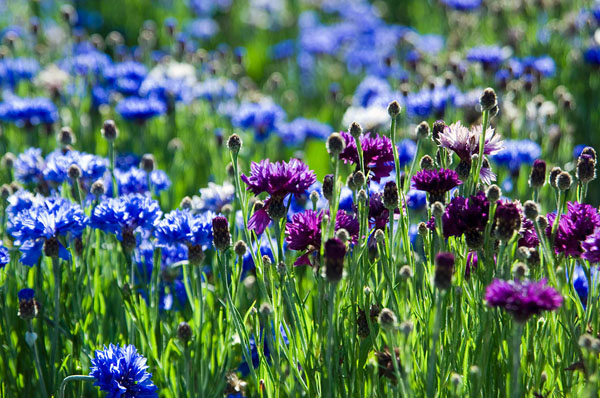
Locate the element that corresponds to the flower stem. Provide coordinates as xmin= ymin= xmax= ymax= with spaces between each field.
xmin=426 ymin=290 xmax=443 ymax=398
xmin=472 ymin=109 xmax=489 ymax=193
xmin=58 ymin=375 xmax=95 ymax=398
xmin=51 ymin=256 xmax=61 ymax=389
xmin=28 ymin=321 xmax=48 ymax=398
xmin=510 ymin=323 xmax=524 ymax=398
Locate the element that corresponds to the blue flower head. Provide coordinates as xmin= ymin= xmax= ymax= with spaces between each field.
xmin=0 ymin=242 xmax=9 ymax=268
xmin=15 ymin=148 xmax=45 ymax=184
xmin=466 ymin=45 xmax=506 ymax=69
xmin=232 ymin=100 xmax=286 ymax=141
xmin=491 ymin=139 xmax=541 ymax=173
xmin=0 ymin=57 xmax=40 ymax=87
xmin=103 ymin=61 xmax=148 ymax=95
xmin=571 ymin=265 xmax=599 ymax=309
xmin=116 ymin=97 xmax=166 ymax=121
xmin=0 ymin=96 xmax=58 ymax=127
xmin=194 ymin=77 xmax=237 ymax=103
xmin=43 ymin=149 xmax=108 ymax=185
xmin=89 ymin=344 xmax=158 ymax=398
xmin=113 ymin=167 xmax=171 ymax=196
xmin=91 ymin=194 xmax=162 ymax=240
xmin=18 ymin=288 xmax=35 ymax=300
xmin=8 ymin=197 xmax=88 ymax=266
xmin=195 ymin=182 xmax=235 ymax=213
xmin=441 ymin=0 xmax=482 ymax=10
xmin=154 ymin=209 xmax=215 ymax=249
xmin=238 ymin=323 xmax=289 ymax=377
xmin=277 ymin=117 xmax=332 ymax=146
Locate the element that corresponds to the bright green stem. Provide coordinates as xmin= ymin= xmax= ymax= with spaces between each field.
xmin=406 ymin=139 xmax=422 ymax=193
xmin=51 ymin=257 xmax=61 ymax=389
xmin=551 ymin=190 xmax=565 ymax=245
xmin=472 ymin=109 xmax=490 ymax=193
xmin=59 ymin=375 xmax=95 ymax=398
xmin=108 ymin=141 xmax=118 ymax=198
xmin=29 ymin=321 xmax=48 ymax=398
xmin=325 ymin=283 xmax=337 ymax=397
xmin=426 ymin=291 xmax=443 ymax=398
xmin=510 ymin=323 xmax=524 ymax=398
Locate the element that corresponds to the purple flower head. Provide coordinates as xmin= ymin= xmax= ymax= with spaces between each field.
xmin=285 ymin=209 xmax=358 ymax=266
xmin=546 ymin=202 xmax=600 ymax=257
xmin=242 ymin=159 xmax=316 ymax=234
xmin=411 ymin=168 xmax=462 ymax=203
xmin=339 ymin=131 xmax=395 ymax=182
xmin=518 ymin=219 xmax=539 ymax=248
xmin=493 ymin=200 xmax=522 ymax=241
xmin=368 ymin=192 xmax=390 ymax=230
xmin=91 ymin=194 xmax=162 ymax=241
xmin=485 ymin=279 xmax=562 ymax=322
xmin=442 ymin=191 xmax=489 ymax=238
xmin=440 ymin=121 xmax=503 ymax=183
xmin=583 ymin=229 xmax=600 ymax=263
xmin=89 ymin=344 xmax=158 ymax=398
xmin=8 ymin=197 xmax=88 ymax=266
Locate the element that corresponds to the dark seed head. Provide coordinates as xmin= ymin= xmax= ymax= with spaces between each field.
xmin=325 ymin=238 xmax=346 ymax=283
xmin=556 ymin=171 xmax=572 ymax=191
xmin=549 ymin=167 xmax=562 ymax=189
xmin=528 ymin=159 xmax=546 ymax=189
xmin=0 ymin=184 xmax=12 ymax=200
xmin=576 ymin=154 xmax=596 ymax=184
xmin=140 ymin=154 xmax=156 ymax=173
xmin=227 ymin=134 xmax=242 ymax=155
xmin=177 ymin=321 xmax=192 ymax=343
xmin=383 ymin=181 xmax=399 ymax=210
xmin=434 ymin=252 xmax=455 ymax=290
xmin=121 ymin=230 xmax=137 ymax=253
xmin=212 ymin=216 xmax=231 ymax=251
xmin=480 ymin=87 xmax=497 ymax=111
xmin=266 ymin=196 xmax=287 ymax=220
xmin=101 ymin=120 xmax=119 ymax=141
xmin=322 ymin=174 xmax=334 ymax=201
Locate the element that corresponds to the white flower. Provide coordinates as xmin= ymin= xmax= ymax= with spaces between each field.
xmin=341 ymin=105 xmax=390 ymax=132
xmin=35 ymin=64 xmax=70 ymax=92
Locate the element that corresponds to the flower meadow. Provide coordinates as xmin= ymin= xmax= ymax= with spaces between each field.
xmin=2 ymin=1 xmax=600 ymax=397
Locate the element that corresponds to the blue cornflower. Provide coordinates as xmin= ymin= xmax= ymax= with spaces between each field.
xmin=8 ymin=197 xmax=88 ymax=266
xmin=232 ymin=100 xmax=286 ymax=141
xmin=0 ymin=57 xmax=40 ymax=87
xmin=15 ymin=148 xmax=45 ymax=185
xmin=270 ymin=39 xmax=295 ymax=60
xmin=584 ymin=47 xmax=600 ymax=66
xmin=193 ymin=77 xmax=237 ymax=103
xmin=59 ymin=49 xmax=112 ymax=77
xmin=397 ymin=139 xmax=417 ymax=168
xmin=353 ymin=76 xmax=392 ymax=108
xmin=6 ymin=189 xmax=43 ymax=217
xmin=0 ymin=96 xmax=58 ymax=127
xmin=18 ymin=288 xmax=35 ymax=301
xmin=190 ymin=0 xmax=232 ymax=16
xmin=89 ymin=344 xmax=158 ymax=398
xmin=491 ymin=139 xmax=541 ymax=173
xmin=441 ymin=0 xmax=482 ymax=10
xmin=277 ymin=117 xmax=332 ymax=146
xmin=406 ymin=189 xmax=426 ymax=210
xmin=114 ymin=167 xmax=171 ymax=195
xmin=116 ymin=97 xmax=166 ymax=121
xmin=0 ymin=242 xmax=9 ymax=268
xmin=241 ymin=236 xmax=276 ymax=277
xmin=91 ymin=193 xmax=162 ymax=241
xmin=466 ymin=45 xmax=507 ymax=69
xmin=194 ymin=182 xmax=235 ymax=213
xmin=103 ymin=61 xmax=148 ymax=95
xmin=239 ymin=323 xmax=289 ymax=377
xmin=154 ymin=209 xmax=215 ymax=249
xmin=186 ymin=18 xmax=219 ymax=39
xmin=43 ymin=149 xmax=107 ymax=185
xmin=570 ymin=265 xmax=599 ymax=309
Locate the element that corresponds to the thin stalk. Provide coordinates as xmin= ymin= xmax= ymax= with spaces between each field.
xmin=28 ymin=321 xmax=48 ymax=398
xmin=51 ymin=256 xmax=61 ymax=389
xmin=510 ymin=323 xmax=524 ymax=398
xmin=426 ymin=290 xmax=443 ymax=398
xmin=325 ymin=283 xmax=337 ymax=397
xmin=472 ymin=109 xmax=490 ymax=193
xmin=59 ymin=375 xmax=95 ymax=398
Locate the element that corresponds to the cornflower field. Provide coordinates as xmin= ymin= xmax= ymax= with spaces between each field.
xmin=1 ymin=0 xmax=600 ymax=397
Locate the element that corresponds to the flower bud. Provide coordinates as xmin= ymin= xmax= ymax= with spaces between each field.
xmin=576 ymin=153 xmax=596 ymax=184
xmin=549 ymin=167 xmax=562 ymax=189
xmin=259 ymin=302 xmax=274 ymax=318
xmin=416 ymin=121 xmax=430 ymax=140
xmin=378 ymin=308 xmax=397 ymax=331
xmin=91 ymin=180 xmax=105 ymax=198
xmin=432 ymin=201 xmax=445 ymax=218
xmin=479 ymin=87 xmax=497 ymax=111
xmin=399 ymin=265 xmax=413 ymax=279
xmin=349 ymin=121 xmax=362 ymax=138
xmin=335 ymin=228 xmax=350 ymax=243
xmin=434 ymin=252 xmax=455 ymax=290
xmin=374 ymin=229 xmax=385 ymax=244
xmin=420 ymin=155 xmax=434 ymax=170
xmin=227 ymin=134 xmax=242 ymax=155
xmin=399 ymin=320 xmax=414 ymax=336
xmin=528 ymin=159 xmax=546 ymax=189
xmin=358 ymin=189 xmax=368 ymax=204
xmin=383 ymin=181 xmax=399 ymax=210
xmin=58 ymin=126 xmax=75 ymax=147
xmin=556 ymin=171 xmax=572 ymax=191
xmin=140 ymin=154 xmax=155 ymax=173
xmin=512 ymin=262 xmax=528 ymax=279
xmin=233 ymin=240 xmax=248 ymax=257
xmin=432 ymin=120 xmax=446 ymax=144
xmin=0 ymin=184 xmax=12 ymax=200
xmin=351 ymin=171 xmax=366 ymax=189
xmin=18 ymin=288 xmax=40 ymax=321
xmin=101 ymin=119 xmax=119 ymax=141
xmin=536 ymin=215 xmax=548 ymax=231
xmin=322 ymin=174 xmax=334 ymax=201
xmin=325 ymin=238 xmax=346 ymax=282
xmin=486 ymin=184 xmax=501 ymax=202
xmin=387 ymin=101 xmax=401 ymax=118
xmin=212 ymin=216 xmax=231 ymax=251
xmin=177 ymin=322 xmax=192 ymax=342
xmin=309 ymin=190 xmax=319 ymax=206
xmin=326 ymin=133 xmax=346 ymax=156
xmin=1 ymin=152 xmax=15 ymax=169
xmin=523 ymin=200 xmax=539 ymax=220
xmin=180 ymin=196 xmax=193 ymax=210
xmin=67 ymin=164 xmax=81 ymax=180
xmin=418 ymin=222 xmax=429 ymax=236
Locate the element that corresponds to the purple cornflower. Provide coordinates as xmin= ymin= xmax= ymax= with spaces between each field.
xmin=546 ymin=202 xmax=600 ymax=257
xmin=518 ymin=219 xmax=539 ymax=248
xmin=241 ymin=159 xmax=316 ymax=234
xmin=8 ymin=197 xmax=88 ymax=266
xmin=442 ymin=191 xmax=489 ymax=238
xmin=411 ymin=168 xmax=462 ymax=203
xmin=493 ymin=200 xmax=522 ymax=241
xmin=89 ymin=344 xmax=158 ymax=398
xmin=339 ymin=131 xmax=395 ymax=182
xmin=485 ymin=279 xmax=562 ymax=322
xmin=368 ymin=192 xmax=390 ymax=230
xmin=285 ymin=210 xmax=358 ymax=266
xmin=582 ymin=229 xmax=600 ymax=263
xmin=439 ymin=121 xmax=503 ymax=184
